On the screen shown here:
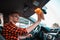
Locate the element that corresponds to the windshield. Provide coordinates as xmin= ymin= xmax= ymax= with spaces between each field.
xmin=29 ymin=0 xmax=60 ymax=28
xmin=2 ymin=0 xmax=59 ymax=29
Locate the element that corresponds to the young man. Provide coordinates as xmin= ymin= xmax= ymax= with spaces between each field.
xmin=2 ymin=8 xmax=44 ymax=40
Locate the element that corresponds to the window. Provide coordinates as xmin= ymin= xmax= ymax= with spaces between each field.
xmin=0 ymin=13 xmax=3 ymax=26
xmin=16 ymin=17 xmax=33 ymax=28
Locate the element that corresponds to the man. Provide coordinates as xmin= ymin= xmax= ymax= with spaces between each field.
xmin=2 ymin=8 xmax=44 ymax=40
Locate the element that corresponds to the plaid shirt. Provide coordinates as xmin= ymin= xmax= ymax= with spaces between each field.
xmin=2 ymin=22 xmax=27 ymax=40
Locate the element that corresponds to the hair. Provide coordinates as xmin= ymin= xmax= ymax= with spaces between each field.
xmin=8 ymin=11 xmax=22 ymax=17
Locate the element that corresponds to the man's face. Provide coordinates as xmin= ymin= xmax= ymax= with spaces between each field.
xmin=11 ymin=13 xmax=20 ymax=23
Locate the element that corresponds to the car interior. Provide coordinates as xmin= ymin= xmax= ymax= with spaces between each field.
xmin=0 ymin=0 xmax=60 ymax=40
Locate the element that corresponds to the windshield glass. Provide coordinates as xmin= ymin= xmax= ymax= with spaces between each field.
xmin=16 ymin=0 xmax=60 ymax=29
xmin=29 ymin=0 xmax=60 ymax=28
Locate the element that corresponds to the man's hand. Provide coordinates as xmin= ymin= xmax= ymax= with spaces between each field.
xmin=18 ymin=34 xmax=32 ymax=40
xmin=26 ymin=34 xmax=32 ymax=38
xmin=34 ymin=8 xmax=45 ymax=20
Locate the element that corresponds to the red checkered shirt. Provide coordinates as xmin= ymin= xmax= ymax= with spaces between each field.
xmin=2 ymin=22 xmax=28 ymax=40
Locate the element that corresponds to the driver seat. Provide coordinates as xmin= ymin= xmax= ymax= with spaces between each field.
xmin=0 ymin=26 xmax=5 ymax=40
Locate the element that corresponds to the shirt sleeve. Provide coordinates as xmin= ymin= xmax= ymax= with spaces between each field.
xmin=16 ymin=28 xmax=28 ymax=36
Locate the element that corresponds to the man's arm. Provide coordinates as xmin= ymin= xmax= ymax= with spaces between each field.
xmin=26 ymin=8 xmax=44 ymax=33
xmin=18 ymin=34 xmax=32 ymax=39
